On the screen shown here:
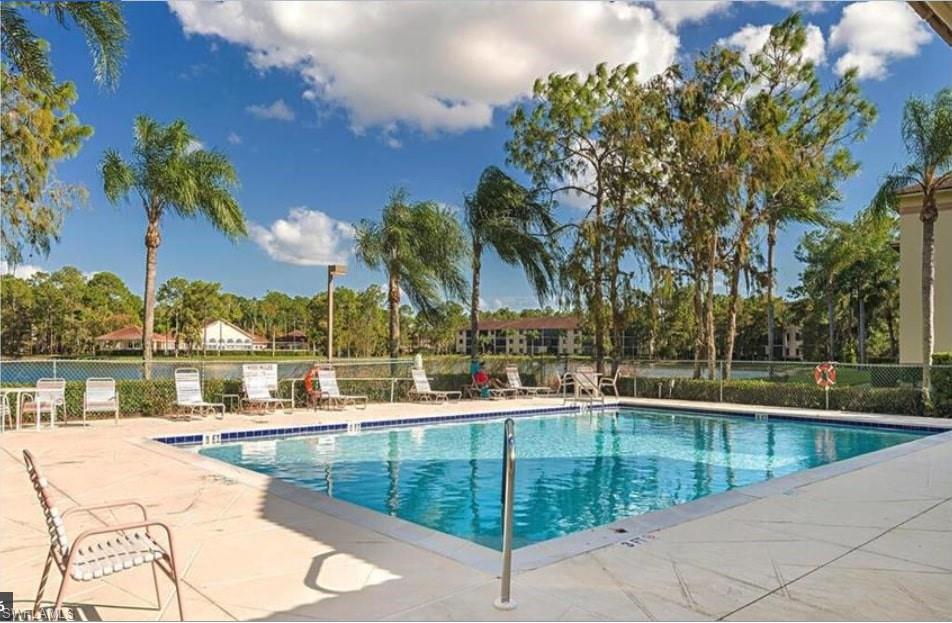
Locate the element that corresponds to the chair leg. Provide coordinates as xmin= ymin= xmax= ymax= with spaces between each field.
xmin=51 ymin=572 xmax=70 ymax=621
xmin=167 ymin=551 xmax=186 ymax=620
xmin=32 ymin=547 xmax=54 ymax=619
xmin=151 ymin=562 xmax=162 ymax=609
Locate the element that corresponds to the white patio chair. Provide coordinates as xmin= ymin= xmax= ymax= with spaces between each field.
xmin=173 ymin=368 xmax=224 ymax=419
xmin=20 ymin=378 xmax=66 ymax=429
xmin=0 ymin=392 xmax=10 ymax=433
xmin=599 ymin=368 xmax=621 ymax=397
xmin=317 ymin=368 xmax=368 ymax=410
xmin=408 ymin=368 xmax=461 ymax=402
xmin=83 ymin=378 xmax=119 ymax=425
xmin=241 ymin=370 xmax=291 ymax=413
xmin=505 ymin=366 xmax=553 ymax=397
xmin=23 ymin=450 xmax=185 ymax=621
xmin=567 ymin=366 xmax=605 ymax=404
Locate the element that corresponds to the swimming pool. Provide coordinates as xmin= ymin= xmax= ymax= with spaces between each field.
xmin=198 ymin=408 xmax=928 ymax=550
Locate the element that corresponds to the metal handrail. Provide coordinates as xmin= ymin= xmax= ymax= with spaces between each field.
xmin=494 ymin=418 xmax=516 ymax=610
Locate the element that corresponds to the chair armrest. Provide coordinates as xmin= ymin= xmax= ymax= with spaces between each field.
xmin=63 ymin=500 xmax=148 ymax=521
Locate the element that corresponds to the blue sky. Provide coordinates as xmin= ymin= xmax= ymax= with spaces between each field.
xmin=11 ymin=1 xmax=950 ymax=309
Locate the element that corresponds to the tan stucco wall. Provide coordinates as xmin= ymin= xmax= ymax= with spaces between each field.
xmin=898 ymin=188 xmax=952 ymax=363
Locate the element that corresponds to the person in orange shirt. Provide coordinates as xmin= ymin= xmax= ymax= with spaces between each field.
xmin=302 ymin=364 xmax=322 ymax=408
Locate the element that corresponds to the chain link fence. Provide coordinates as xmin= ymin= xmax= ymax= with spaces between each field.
xmin=0 ymin=357 xmax=417 ymax=423
xmin=2 ymin=356 xmax=949 ymax=422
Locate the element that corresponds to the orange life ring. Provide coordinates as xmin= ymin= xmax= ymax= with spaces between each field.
xmin=813 ymin=362 xmax=836 ymax=388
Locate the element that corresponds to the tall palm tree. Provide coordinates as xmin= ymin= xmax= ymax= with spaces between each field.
xmin=872 ymin=88 xmax=952 ymax=399
xmin=1 ymin=2 xmax=127 ymax=91
xmin=355 ymin=188 xmax=466 ymax=359
xmin=464 ymin=166 xmax=557 ymax=358
xmin=100 ymin=116 xmax=245 ymax=373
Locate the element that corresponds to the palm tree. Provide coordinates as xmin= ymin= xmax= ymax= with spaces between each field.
xmin=872 ymin=88 xmax=952 ymax=399
xmin=355 ymin=188 xmax=466 ymax=359
xmin=1 ymin=2 xmax=127 ymax=91
xmin=100 ymin=116 xmax=245 ymax=374
xmin=464 ymin=166 xmax=557 ymax=358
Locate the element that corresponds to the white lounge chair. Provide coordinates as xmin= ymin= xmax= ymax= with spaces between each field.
xmin=23 ymin=449 xmax=185 ymax=621
xmin=20 ymin=378 xmax=66 ymax=429
xmin=505 ymin=366 xmax=553 ymax=397
xmin=567 ymin=366 xmax=605 ymax=404
xmin=241 ymin=364 xmax=291 ymax=413
xmin=83 ymin=378 xmax=119 ymax=425
xmin=409 ymin=368 xmax=461 ymax=402
xmin=317 ymin=368 xmax=368 ymax=410
xmin=173 ymin=368 xmax=224 ymax=419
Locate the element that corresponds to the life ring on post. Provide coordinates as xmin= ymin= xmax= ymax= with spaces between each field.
xmin=813 ymin=362 xmax=836 ymax=388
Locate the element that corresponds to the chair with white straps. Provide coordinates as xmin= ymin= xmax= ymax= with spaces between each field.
xmin=24 ymin=449 xmax=185 ymax=621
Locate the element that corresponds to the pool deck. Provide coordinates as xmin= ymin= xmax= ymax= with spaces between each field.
xmin=2 ymin=397 xmax=951 ymax=621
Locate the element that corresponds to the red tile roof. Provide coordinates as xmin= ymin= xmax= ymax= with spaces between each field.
xmin=472 ymin=316 xmax=579 ymax=331
xmin=95 ymin=325 xmax=174 ymax=343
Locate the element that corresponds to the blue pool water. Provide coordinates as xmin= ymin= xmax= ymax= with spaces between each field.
xmin=199 ymin=409 xmax=927 ymax=549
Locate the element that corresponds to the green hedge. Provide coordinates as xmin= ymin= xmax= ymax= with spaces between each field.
xmin=932 ymin=352 xmax=952 ymax=417
xmin=630 ymin=378 xmax=927 ymax=417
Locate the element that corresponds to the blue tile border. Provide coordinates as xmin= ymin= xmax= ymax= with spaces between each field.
xmin=152 ymin=401 xmax=942 ymax=447
xmin=153 ymin=404 xmax=601 ymax=446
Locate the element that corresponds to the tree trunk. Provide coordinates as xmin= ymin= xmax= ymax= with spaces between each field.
xmin=388 ymin=271 xmax=401 ymax=359
xmin=921 ymin=198 xmax=937 ymax=399
xmin=766 ymin=220 xmax=777 ymax=362
xmin=469 ymin=240 xmax=482 ymax=359
xmin=826 ymin=280 xmax=835 ymax=360
xmin=858 ymin=296 xmax=866 ymax=364
xmin=885 ymin=305 xmax=898 ymax=361
xmin=723 ymin=255 xmax=741 ymax=380
xmin=142 ymin=217 xmax=161 ymax=379
xmin=692 ymin=265 xmax=704 ymax=379
xmin=592 ymin=194 xmax=605 ymax=373
xmin=705 ymin=234 xmax=717 ymax=380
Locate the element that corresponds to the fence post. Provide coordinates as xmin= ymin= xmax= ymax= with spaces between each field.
xmin=52 ymin=359 xmax=57 ymax=380
xmin=632 ymin=364 xmax=638 ymax=398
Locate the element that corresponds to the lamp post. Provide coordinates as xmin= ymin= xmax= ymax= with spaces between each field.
xmin=327 ymin=264 xmax=347 ymax=361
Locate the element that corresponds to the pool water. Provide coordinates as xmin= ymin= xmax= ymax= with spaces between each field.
xmin=199 ymin=409 xmax=927 ymax=549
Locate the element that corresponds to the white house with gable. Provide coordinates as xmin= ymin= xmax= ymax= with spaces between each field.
xmin=202 ymin=319 xmax=267 ymax=352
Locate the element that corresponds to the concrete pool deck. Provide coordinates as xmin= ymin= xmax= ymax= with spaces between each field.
xmin=2 ymin=398 xmax=951 ymax=621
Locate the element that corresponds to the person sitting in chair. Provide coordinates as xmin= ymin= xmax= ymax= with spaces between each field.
xmin=471 ymin=360 xmax=504 ymax=398
xmin=302 ymin=364 xmax=323 ymax=408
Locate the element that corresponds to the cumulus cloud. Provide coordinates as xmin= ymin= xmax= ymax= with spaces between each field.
xmin=246 ymin=99 xmax=296 ymax=121
xmin=0 ymin=260 xmax=43 ymax=279
xmin=169 ymin=2 xmax=678 ymax=134
xmin=249 ymin=207 xmax=354 ymax=266
xmin=226 ymin=131 xmax=242 ymax=145
xmin=829 ymin=1 xmax=931 ymax=80
xmin=719 ymin=22 xmax=826 ymax=66
xmin=654 ymin=1 xmax=730 ymax=28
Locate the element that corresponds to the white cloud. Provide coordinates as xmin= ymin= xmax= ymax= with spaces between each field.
xmin=654 ymin=1 xmax=730 ymax=28
xmin=169 ymin=2 xmax=679 ymax=134
xmin=246 ymin=99 xmax=296 ymax=121
xmin=0 ymin=260 xmax=43 ymax=279
xmin=185 ymin=139 xmax=204 ymax=154
xmin=829 ymin=1 xmax=931 ymax=80
xmin=764 ymin=0 xmax=825 ymax=12
xmin=249 ymin=207 xmax=354 ymax=266
xmin=226 ymin=131 xmax=242 ymax=145
xmin=719 ymin=22 xmax=825 ymax=66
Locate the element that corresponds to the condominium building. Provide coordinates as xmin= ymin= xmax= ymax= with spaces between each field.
xmin=455 ymin=316 xmax=585 ymax=356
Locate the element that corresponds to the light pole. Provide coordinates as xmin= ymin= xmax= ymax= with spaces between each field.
xmin=327 ymin=264 xmax=347 ymax=361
